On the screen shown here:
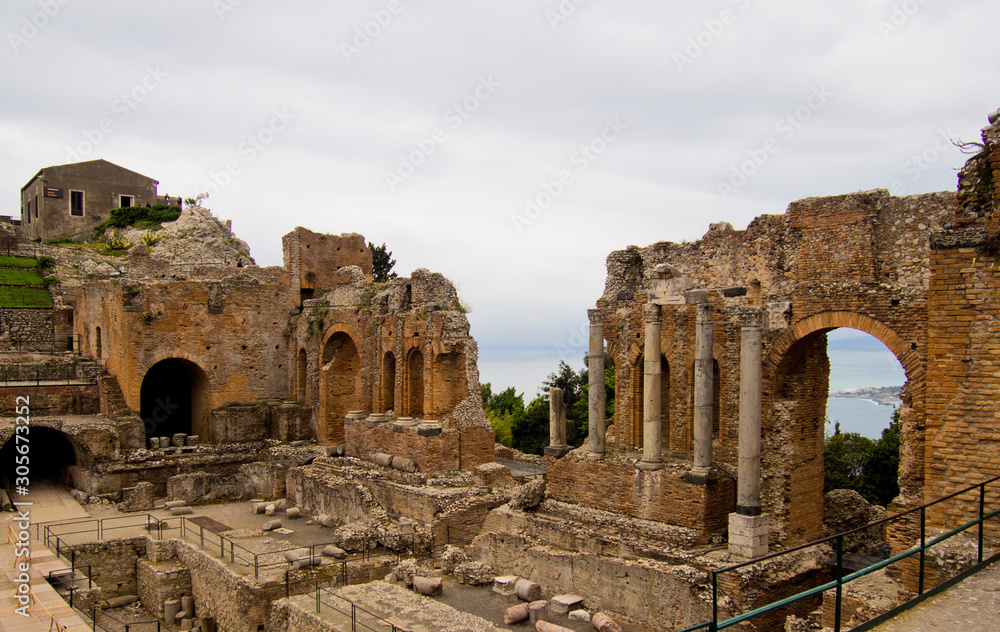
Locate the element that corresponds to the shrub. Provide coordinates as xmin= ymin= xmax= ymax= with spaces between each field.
xmin=93 ymin=204 xmax=181 ymax=237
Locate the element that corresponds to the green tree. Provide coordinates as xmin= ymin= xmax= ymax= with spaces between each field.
xmin=824 ymin=413 xmax=901 ymax=506
xmin=368 ymin=242 xmax=397 ymax=282
xmin=482 ymin=383 xmax=524 ymax=448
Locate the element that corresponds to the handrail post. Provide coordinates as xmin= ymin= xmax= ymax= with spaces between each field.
xmin=979 ymin=483 xmax=986 ymax=564
xmin=352 ymin=603 xmax=357 ymax=632
xmin=711 ymin=571 xmax=718 ymax=632
xmin=834 ymin=535 xmax=844 ymax=632
xmin=315 ymin=586 xmax=320 ymax=613
xmin=919 ymin=506 xmax=927 ymax=595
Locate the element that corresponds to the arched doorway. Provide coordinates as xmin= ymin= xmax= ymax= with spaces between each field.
xmin=1 ymin=427 xmax=78 ymax=489
xmin=321 ymin=332 xmax=362 ymax=443
xmin=407 ymin=349 xmax=424 ymax=417
xmin=764 ymin=312 xmax=917 ymax=545
xmin=382 ymin=352 xmax=396 ymax=414
xmin=140 ymin=358 xmax=211 ymax=443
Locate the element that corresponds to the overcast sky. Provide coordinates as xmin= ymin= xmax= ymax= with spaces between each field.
xmin=2 ymin=1 xmax=996 ymax=394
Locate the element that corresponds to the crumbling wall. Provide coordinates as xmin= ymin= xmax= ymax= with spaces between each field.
xmin=594 ymin=188 xmax=952 ymax=545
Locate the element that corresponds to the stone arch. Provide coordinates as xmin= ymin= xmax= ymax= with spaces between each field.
xmin=140 ymin=357 xmax=212 ymax=442
xmin=319 ymin=329 xmax=363 ymax=444
xmin=0 ymin=426 xmax=80 ymax=488
xmin=762 ymin=311 xmax=921 ymax=546
xmin=627 ymin=342 xmax=644 ymax=448
xmin=382 ymin=351 xmax=396 ymax=414
xmin=405 ymin=347 xmax=425 ymax=418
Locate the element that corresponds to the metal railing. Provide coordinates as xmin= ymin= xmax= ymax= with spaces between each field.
xmin=0 ymin=360 xmax=97 ymax=386
xmin=0 ymin=335 xmax=83 ymax=355
xmin=314 ymin=586 xmax=409 ymax=632
xmin=673 ymin=475 xmax=1000 ymax=632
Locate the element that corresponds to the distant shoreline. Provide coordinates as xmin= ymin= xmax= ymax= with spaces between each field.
xmin=828 ymin=385 xmax=901 ymax=407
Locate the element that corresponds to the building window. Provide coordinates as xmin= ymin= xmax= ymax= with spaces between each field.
xmin=70 ymin=191 xmax=84 ymax=217
xmin=120 ymin=195 xmax=133 ymax=208
xmin=26 ymin=200 xmax=30 ymax=224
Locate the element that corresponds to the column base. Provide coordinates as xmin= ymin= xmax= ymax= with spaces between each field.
xmin=544 ymin=445 xmax=572 ymax=457
xmin=728 ymin=512 xmax=770 ymax=559
xmin=635 ymin=459 xmax=664 ymax=471
xmin=682 ymin=466 xmax=717 ymax=486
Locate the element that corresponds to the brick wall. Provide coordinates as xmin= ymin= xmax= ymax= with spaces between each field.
xmin=546 ymin=451 xmax=735 ymax=538
xmin=345 ymin=421 xmax=494 ymax=472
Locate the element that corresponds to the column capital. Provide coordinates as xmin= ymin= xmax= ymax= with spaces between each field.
xmin=695 ymin=301 xmax=712 ymax=321
xmin=643 ymin=302 xmax=661 ymax=323
xmin=737 ymin=306 xmax=763 ymax=329
xmin=588 ymin=308 xmax=605 ymax=324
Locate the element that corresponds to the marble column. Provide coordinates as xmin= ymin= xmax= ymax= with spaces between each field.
xmin=587 ymin=308 xmax=606 ymax=455
xmin=692 ymin=302 xmax=714 ymax=471
xmin=638 ymin=303 xmax=663 ymax=470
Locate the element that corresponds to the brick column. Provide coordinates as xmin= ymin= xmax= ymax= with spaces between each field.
xmin=638 ymin=303 xmax=663 ymax=470
xmin=587 ymin=308 xmax=606 ymax=455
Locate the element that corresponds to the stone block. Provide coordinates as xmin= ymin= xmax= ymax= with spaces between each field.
xmin=265 ymin=504 xmax=276 ymax=515
xmin=529 ymin=600 xmax=549 ymax=623
xmin=728 ymin=512 xmax=770 ymax=559
xmin=374 ymin=453 xmax=394 ymax=468
xmin=169 ymin=506 xmax=193 ymax=516
xmin=550 ymin=594 xmax=583 ymax=614
xmin=262 ymin=520 xmax=281 ymax=531
xmin=286 ymin=507 xmax=302 ymax=519
xmin=293 ymin=557 xmax=320 ymax=570
xmin=322 ymin=545 xmax=347 ymax=559
xmin=494 ymin=576 xmax=518 ymax=595
xmin=284 ymin=548 xmax=310 ymax=562
xmin=569 ymin=610 xmax=590 ymax=622
xmin=121 ymin=482 xmax=154 ymax=512
xmin=171 ymin=433 xmax=187 ymax=447
xmin=164 ymin=500 xmax=188 ymax=509
xmin=412 ymin=576 xmax=442 ymax=596
xmin=391 ymin=456 xmax=418 ymax=473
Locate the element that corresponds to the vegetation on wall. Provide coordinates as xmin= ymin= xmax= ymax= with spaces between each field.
xmin=93 ymin=204 xmax=181 ymax=238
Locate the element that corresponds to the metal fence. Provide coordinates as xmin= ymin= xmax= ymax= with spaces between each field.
xmin=0 ymin=360 xmax=96 ymax=386
xmin=0 ymin=335 xmax=83 ymax=356
xmin=673 ymin=475 xmax=1000 ymax=632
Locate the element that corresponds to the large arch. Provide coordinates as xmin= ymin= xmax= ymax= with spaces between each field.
xmin=140 ymin=358 xmax=212 ymax=443
xmin=762 ymin=311 xmax=920 ymax=545
xmin=319 ymin=330 xmax=363 ymax=443
xmin=1 ymin=426 xmax=79 ymax=489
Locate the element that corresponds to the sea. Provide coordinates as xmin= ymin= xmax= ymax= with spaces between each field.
xmin=478 ymin=329 xmax=903 ymax=441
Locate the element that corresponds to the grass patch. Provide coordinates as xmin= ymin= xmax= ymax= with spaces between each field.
xmin=93 ymin=204 xmax=181 ymax=238
xmin=0 ymin=268 xmax=45 ymax=286
xmin=0 ymin=256 xmax=37 ymax=269
xmin=0 ymin=286 xmax=52 ymax=309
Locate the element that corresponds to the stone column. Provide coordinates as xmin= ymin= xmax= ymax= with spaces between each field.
xmin=692 ymin=302 xmax=714 ymax=471
xmin=737 ymin=308 xmax=763 ymax=515
xmin=587 ymin=308 xmax=606 ymax=455
xmin=638 ymin=303 xmax=663 ymax=470
xmin=545 ymin=387 xmax=571 ymax=457
xmin=729 ymin=307 xmax=769 ymax=558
